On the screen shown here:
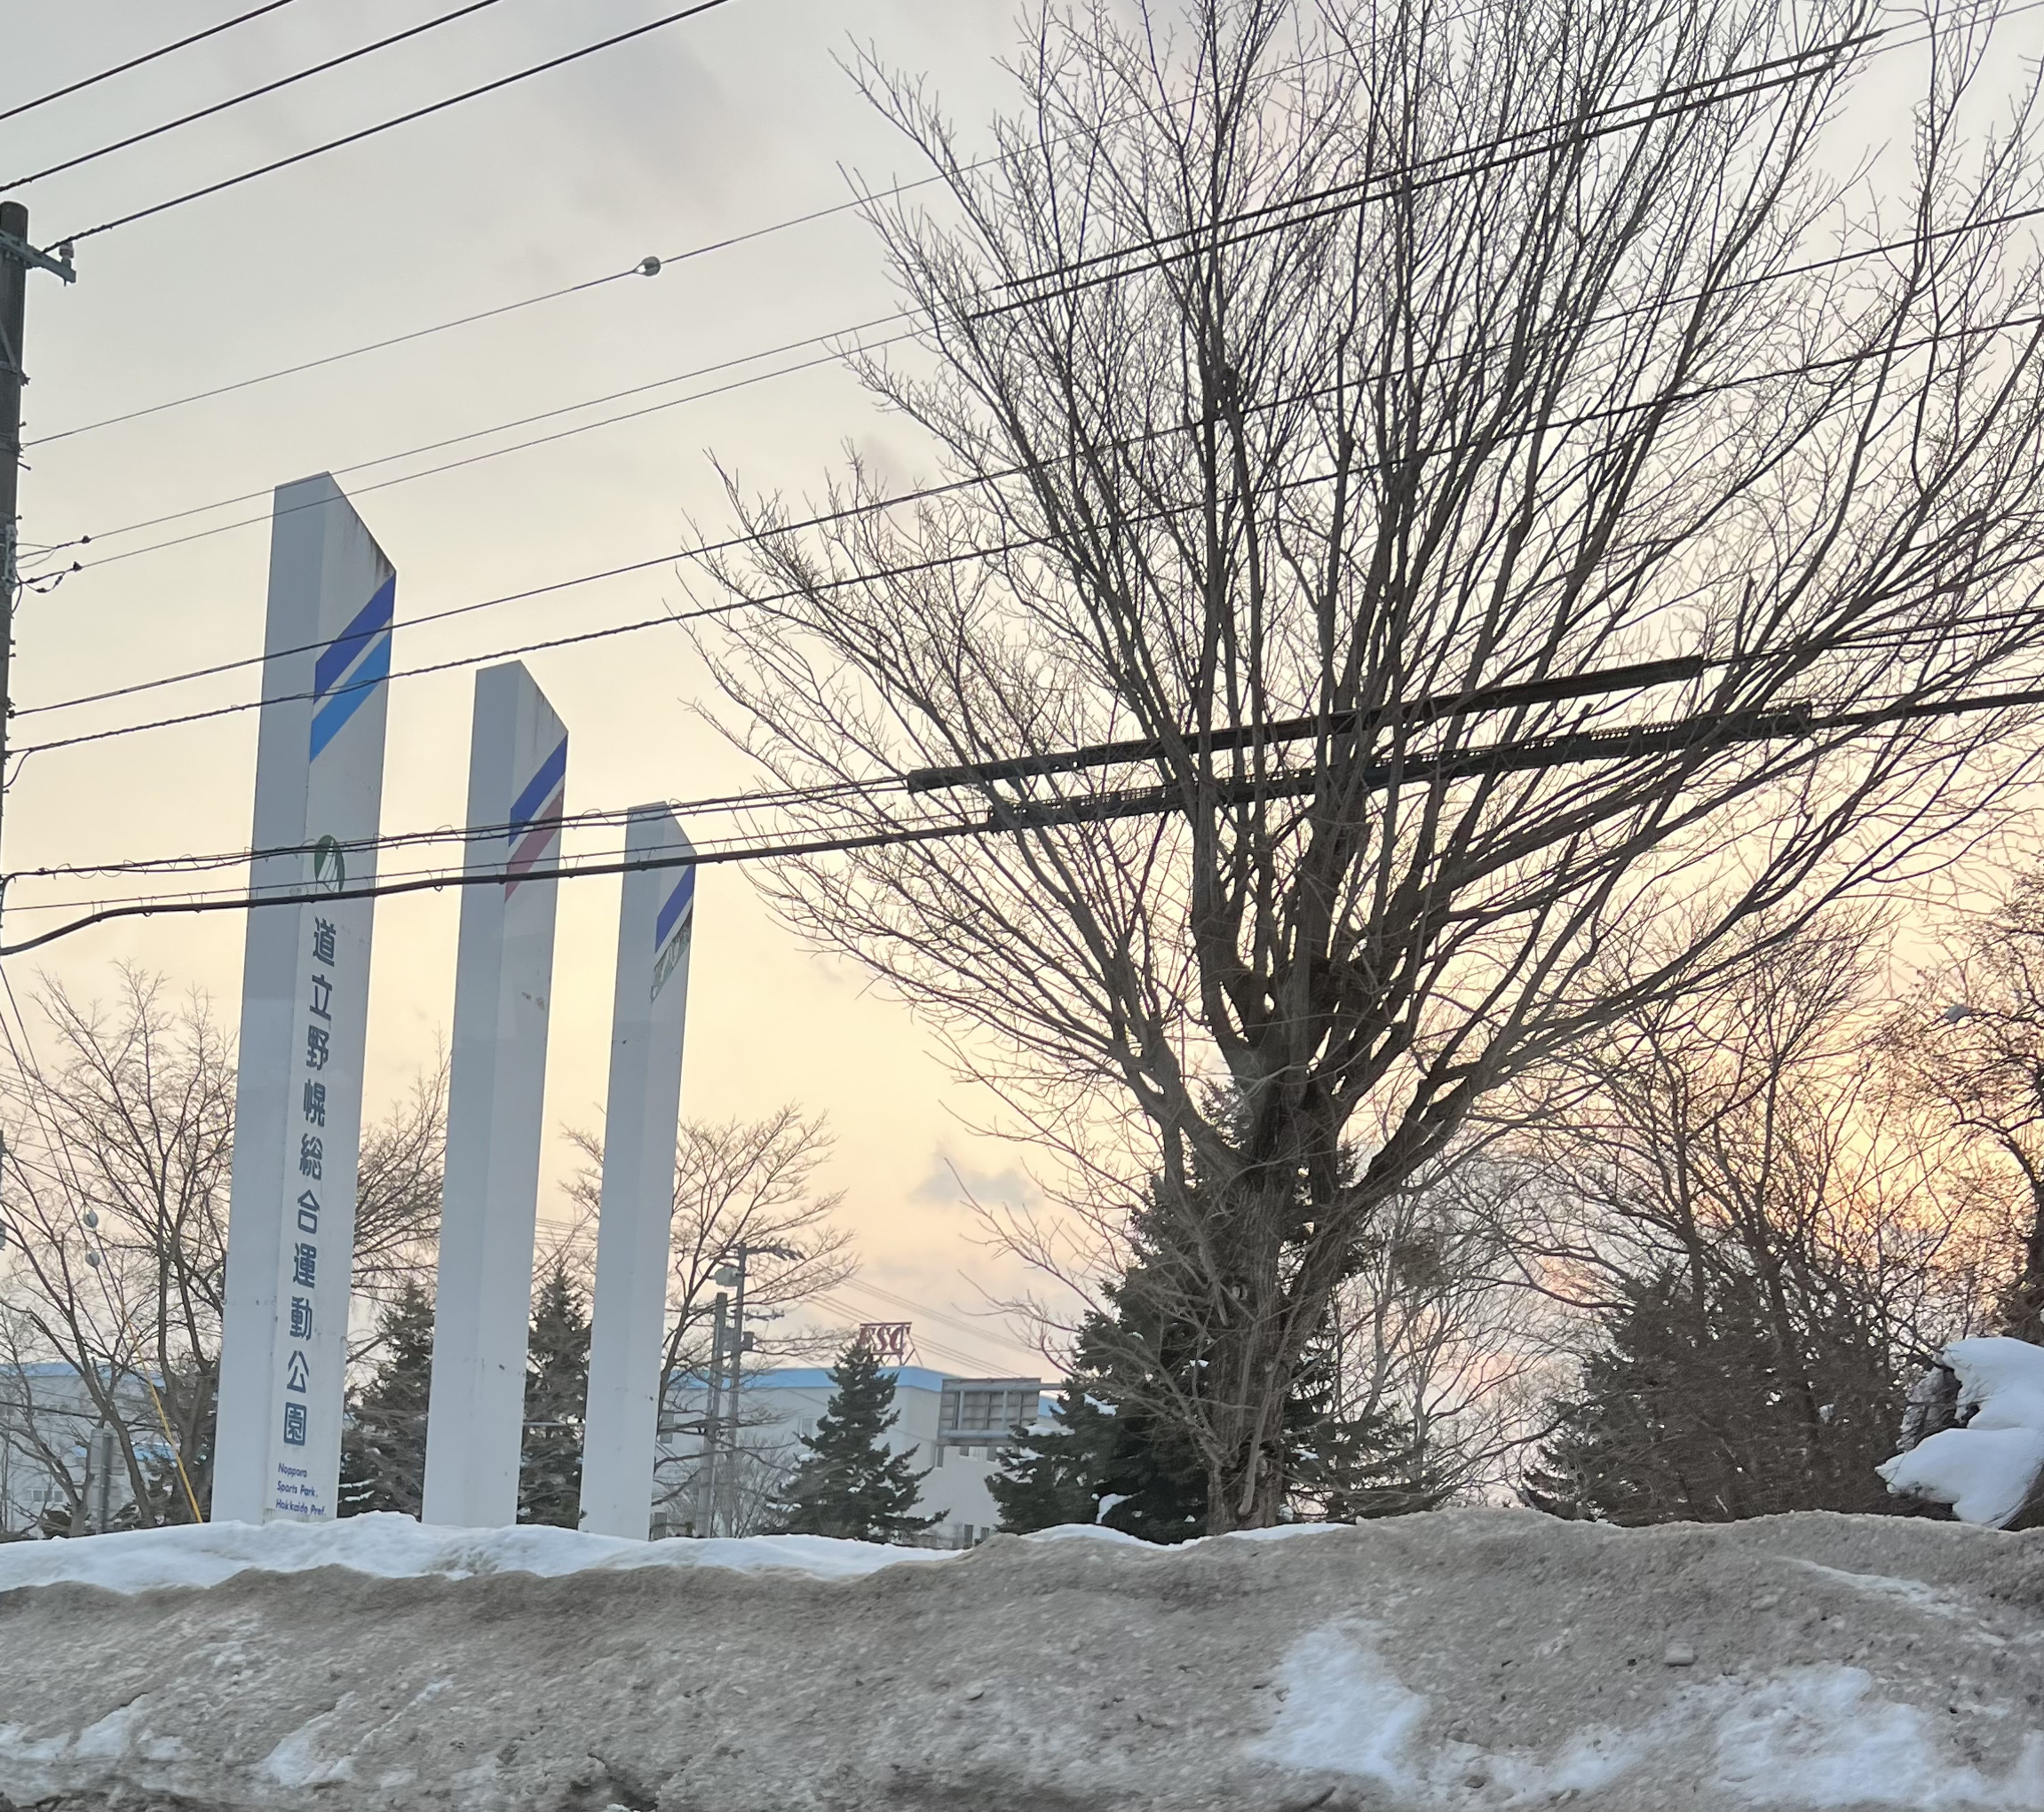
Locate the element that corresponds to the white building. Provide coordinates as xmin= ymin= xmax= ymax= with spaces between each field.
xmin=0 ymin=1363 xmax=159 ymax=1536
xmin=654 ymin=1365 xmax=1053 ymax=1547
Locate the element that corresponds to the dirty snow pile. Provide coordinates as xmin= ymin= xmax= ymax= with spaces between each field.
xmin=1881 ymin=1336 xmax=2044 ymax=1527
xmin=0 ymin=1508 xmax=961 ymax=1595
xmin=9 ymin=1510 xmax=2044 ymax=1811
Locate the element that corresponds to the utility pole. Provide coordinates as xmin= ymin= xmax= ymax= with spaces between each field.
xmin=693 ymin=1291 xmax=727 ymax=1536
xmin=711 ymin=1241 xmax=794 ymax=1536
xmin=0 ymin=202 xmax=75 ymax=917
xmin=721 ymin=1252 xmax=753 ymax=1537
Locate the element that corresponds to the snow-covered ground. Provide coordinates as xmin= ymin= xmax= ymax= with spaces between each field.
xmin=5 ymin=1508 xmax=2044 ymax=1811
xmin=0 ymin=1511 xmax=968 ymax=1596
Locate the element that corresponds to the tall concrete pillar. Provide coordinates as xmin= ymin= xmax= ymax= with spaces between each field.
xmin=423 ymin=661 xmax=566 ymax=1528
xmin=581 ymin=811 xmax=696 ymax=1537
xmin=215 ymin=474 xmax=392 ymax=1526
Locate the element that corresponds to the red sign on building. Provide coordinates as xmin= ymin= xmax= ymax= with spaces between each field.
xmin=856 ymin=1321 xmax=915 ymax=1362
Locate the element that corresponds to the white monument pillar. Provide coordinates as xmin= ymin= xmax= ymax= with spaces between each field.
xmin=581 ymin=811 xmax=696 ymax=1538
xmin=422 ymin=661 xmax=566 ymax=1528
xmin=215 ymin=474 xmax=393 ymax=1525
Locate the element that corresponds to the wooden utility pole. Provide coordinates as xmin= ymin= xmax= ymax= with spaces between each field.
xmin=0 ymin=202 xmax=75 ymax=919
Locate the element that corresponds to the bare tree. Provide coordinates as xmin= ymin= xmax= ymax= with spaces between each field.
xmin=348 ymin=1051 xmax=447 ymax=1363
xmin=557 ymin=1107 xmax=857 ymax=1533
xmin=1333 ymin=1153 xmax=1572 ymax=1503
xmin=560 ymin=1105 xmax=857 ymax=1381
xmin=0 ymin=970 xmax=443 ymax=1524
xmin=691 ymin=0 xmax=2044 ymax=1526
xmin=0 ymin=971 xmax=232 ymax=1525
xmin=1503 ymin=918 xmax=1997 ymax=1516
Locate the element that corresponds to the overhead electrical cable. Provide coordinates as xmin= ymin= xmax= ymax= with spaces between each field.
xmin=22 ymin=258 xmax=663 ymax=449
xmin=969 ymin=0 xmax=2044 ymax=323
xmin=17 ymin=775 xmax=882 ymax=883
xmin=12 ymin=656 xmax=1710 ymax=885
xmin=15 ymin=38 xmax=1382 ymax=446
xmin=16 ymin=4 xmax=1940 ymax=443
xmin=11 ymin=514 xmax=1067 ymax=759
xmin=2 ymin=0 xmax=513 ymax=195
xmin=20 ymin=454 xmax=1008 ymax=724
xmin=30 ymin=15 xmax=1998 ymax=573
xmin=984 ymin=31 xmax=1872 ymax=307
xmin=37 ymin=313 xmax=913 ymax=564
xmin=0 ymin=0 xmax=306 ymax=126
xmin=44 ymin=149 xmax=2044 ymax=573
xmin=51 ymin=0 xmax=746 ymax=246
xmin=22 ymin=278 xmax=2044 ymax=760
xmin=12 ymin=609 xmax=2027 ymax=901
xmin=10 ymin=672 xmax=2044 ymax=960
xmin=974 ymin=52 xmax=1899 ymax=323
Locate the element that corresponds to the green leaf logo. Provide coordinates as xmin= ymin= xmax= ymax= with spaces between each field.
xmin=313 ymin=836 xmax=346 ymax=894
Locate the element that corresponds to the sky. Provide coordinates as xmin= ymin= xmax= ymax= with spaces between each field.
xmin=0 ymin=0 xmax=1052 ymax=1380
xmin=1 ymin=1 xmax=2038 ymax=1397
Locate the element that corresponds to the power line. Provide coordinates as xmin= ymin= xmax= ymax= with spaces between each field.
xmin=14 ymin=774 xmax=879 ymax=887
xmin=9 ymin=15 xmax=2034 ymax=763
xmin=38 ymin=207 xmax=2040 ymax=709
xmin=0 ymin=649 xmax=1787 ymax=893
xmin=966 ymin=1 xmax=2044 ymax=324
xmin=5 ymin=613 xmax=2013 ymax=905
xmin=34 ymin=313 xmax=912 ymax=566
xmin=18 ymin=37 xmax=1360 ymax=447
xmin=28 ymin=12 xmax=2006 ymax=574
xmin=0 ymin=0 xmax=307 ymax=127
xmin=3 ymin=0 xmax=513 ymax=196
xmin=30 ymin=29 xmax=1862 ymax=539
xmin=904 ymin=657 xmax=1712 ymax=791
xmin=22 ymin=261 xmax=663 ymax=450
xmin=9 ymin=671 xmax=2044 ymax=959
xmin=12 ymin=479 xmax=1020 ymax=756
xmin=24 ymin=270 xmax=2044 ymax=763
xmin=978 ymin=28 xmax=1879 ymax=320
xmin=51 ymin=0 xmax=748 ymax=247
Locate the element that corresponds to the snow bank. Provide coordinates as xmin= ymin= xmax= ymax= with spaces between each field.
xmin=1880 ymin=1336 xmax=2044 ymax=1526
xmin=8 ymin=1508 xmax=2044 ymax=1812
xmin=0 ymin=1510 xmax=970 ymax=1596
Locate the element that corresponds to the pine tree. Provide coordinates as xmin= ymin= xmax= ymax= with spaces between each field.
xmin=994 ymin=1155 xmax=1438 ymax=1540
xmin=989 ymin=1375 xmax=1117 ymax=1532
xmin=519 ymin=1262 xmax=590 ymax=1528
xmin=1523 ymin=1267 xmax=1903 ymax=1523
xmin=767 ymin=1342 xmax=944 ymax=1541
xmin=1284 ymin=1335 xmax=1446 ymax=1522
xmin=991 ymin=1303 xmax=1209 ymax=1542
xmin=340 ymin=1282 xmax=434 ymax=1516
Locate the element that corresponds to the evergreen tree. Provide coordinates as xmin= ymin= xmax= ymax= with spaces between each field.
xmin=340 ymin=1282 xmax=434 ymax=1516
xmin=994 ymin=1141 xmax=1441 ymax=1540
xmin=768 ymin=1342 xmax=944 ymax=1541
xmin=992 ymin=1305 xmax=1208 ymax=1542
xmin=519 ymin=1262 xmax=590 ymax=1528
xmin=989 ymin=1374 xmax=1118 ymax=1532
xmin=992 ymin=1299 xmax=1433 ymax=1540
xmin=1284 ymin=1339 xmax=1446 ymax=1523
xmin=1523 ymin=1267 xmax=1903 ymax=1523
xmin=990 ymin=1355 xmax=1209 ymax=1541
